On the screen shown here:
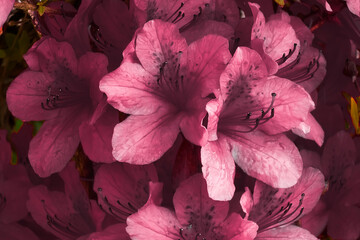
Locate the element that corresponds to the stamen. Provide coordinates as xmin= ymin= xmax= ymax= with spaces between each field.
xmin=41 ymin=200 xmax=84 ymax=238
xmin=233 ymin=93 xmax=276 ymax=133
xmin=277 ymin=50 xmax=321 ymax=83
xmin=276 ymin=43 xmax=298 ymax=65
xmin=97 ymin=188 xmax=136 ymax=222
xmin=166 ymin=2 xmax=184 ymax=22
xmin=179 ymin=5 xmax=204 ymax=32
xmin=257 ymin=193 xmax=305 ymax=232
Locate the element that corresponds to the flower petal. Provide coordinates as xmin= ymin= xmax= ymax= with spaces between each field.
xmin=230 ymin=132 xmax=302 ymax=188
xmin=100 ymin=62 xmax=165 ymax=115
xmin=126 ymin=203 xmax=181 ymax=239
xmin=256 ymin=225 xmax=318 ymax=239
xmin=28 ymin=116 xmax=81 ymax=177
xmin=201 ymin=137 xmax=235 ymax=201
xmin=93 ymin=162 xmax=158 ymax=220
xmin=135 ymin=20 xmax=187 ymax=76
xmin=112 ymin=110 xmax=180 ymax=164
xmin=173 ymin=174 xmax=229 ymax=228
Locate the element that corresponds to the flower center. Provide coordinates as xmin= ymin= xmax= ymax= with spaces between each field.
xmin=276 ymin=43 xmax=298 ymax=65
xmin=277 ymin=48 xmax=321 ymax=83
xmin=41 ymin=199 xmax=91 ymax=239
xmin=97 ymin=188 xmax=138 ymax=222
xmin=254 ymin=193 xmax=305 ymax=233
xmin=40 ymin=79 xmax=90 ymax=111
xmin=219 ymin=93 xmax=276 ymax=138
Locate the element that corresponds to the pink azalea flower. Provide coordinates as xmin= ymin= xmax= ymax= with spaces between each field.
xmin=300 ymin=131 xmax=360 ymax=239
xmin=126 ymin=174 xmax=258 ymax=239
xmin=100 ymin=20 xmax=231 ymax=165
xmin=27 ymin=162 xmax=105 ymax=240
xmin=65 ymin=0 xmax=135 ymax=70
xmin=247 ymin=3 xmax=325 ymax=146
xmin=132 ymin=0 xmax=237 ymax=44
xmin=201 ymin=46 xmax=320 ymax=200
xmin=0 ymin=0 xmax=14 ymax=27
xmin=6 ymin=38 xmax=116 ymax=177
xmin=93 ymin=162 xmax=158 ymax=222
xmin=240 ymin=167 xmax=325 ymax=239
xmin=0 ymin=130 xmax=33 ymax=224
xmin=249 ymin=3 xmax=326 ymax=90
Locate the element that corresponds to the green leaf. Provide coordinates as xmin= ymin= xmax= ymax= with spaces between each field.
xmin=12 ymin=118 xmax=23 ymax=133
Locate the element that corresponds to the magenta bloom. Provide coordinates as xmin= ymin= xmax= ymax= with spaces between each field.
xmin=6 ymin=38 xmax=115 ymax=177
xmin=126 ymin=174 xmax=258 ymax=239
xmin=201 ymin=46 xmax=319 ymax=200
xmin=240 ymin=167 xmax=324 ymax=239
xmin=65 ymin=0 xmax=135 ymax=70
xmin=94 ymin=162 xmax=158 ymax=222
xmin=249 ymin=3 xmax=326 ymax=94
xmin=0 ymin=0 xmax=14 ymax=27
xmin=0 ymin=130 xmax=33 ymax=224
xmin=100 ymin=20 xmax=231 ymax=165
xmin=300 ymin=131 xmax=360 ymax=239
xmin=27 ymin=162 xmax=105 ymax=240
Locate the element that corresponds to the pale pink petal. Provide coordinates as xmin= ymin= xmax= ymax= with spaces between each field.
xmin=347 ymin=0 xmax=360 ymax=17
xmin=256 ymin=225 xmax=318 ymax=239
xmin=328 ymin=205 xmax=360 ymax=240
xmin=251 ymin=38 xmax=278 ymax=75
xmin=249 ymin=3 xmax=266 ymax=41
xmin=185 ymin=34 xmax=231 ymax=97
xmin=28 ymin=117 xmax=81 ymax=177
xmin=240 ymin=187 xmax=254 ymax=218
xmin=230 ymin=132 xmax=302 ymax=188
xmin=173 ymin=174 xmax=229 ymax=228
xmin=0 ymin=0 xmax=14 ymax=26
xmin=260 ymin=20 xmax=299 ymax=67
xmin=292 ymin=113 xmax=324 ymax=146
xmin=99 ymin=62 xmax=165 ymax=115
xmin=0 ymin=223 xmax=39 ymax=240
xmin=112 ymin=110 xmax=180 ymax=164
xmin=136 ymin=20 xmax=187 ymax=76
xmin=126 ymin=203 xmax=181 ymax=240
xmin=300 ymin=200 xmax=329 ymax=237
xmin=93 ymin=162 xmax=158 ymax=221
xmin=250 ymin=3 xmax=300 ymax=66
xmin=200 ymin=137 xmax=235 ymax=201
xmin=255 ymin=76 xmax=315 ymax=135
xmin=221 ymin=213 xmax=258 ymax=240
xmin=179 ymin=112 xmax=208 ymax=147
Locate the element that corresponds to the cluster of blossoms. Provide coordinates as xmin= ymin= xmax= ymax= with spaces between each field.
xmin=1 ymin=0 xmax=360 ymax=239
